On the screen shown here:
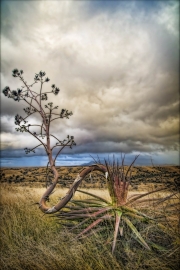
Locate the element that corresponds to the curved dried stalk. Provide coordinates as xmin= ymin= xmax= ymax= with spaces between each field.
xmin=39 ymin=154 xmax=138 ymax=213
xmin=39 ymin=164 xmax=107 ymax=213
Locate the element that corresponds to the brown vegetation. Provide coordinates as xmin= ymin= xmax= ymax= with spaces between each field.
xmin=0 ymin=165 xmax=179 ymax=189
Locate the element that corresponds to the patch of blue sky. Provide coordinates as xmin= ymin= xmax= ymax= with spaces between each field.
xmin=1 ymin=151 xmax=178 ymax=167
xmin=0 ymin=156 xmax=48 ymax=168
xmin=86 ymin=0 xmax=163 ymax=16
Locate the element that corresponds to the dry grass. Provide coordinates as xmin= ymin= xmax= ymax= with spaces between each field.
xmin=0 ymin=183 xmax=179 ymax=270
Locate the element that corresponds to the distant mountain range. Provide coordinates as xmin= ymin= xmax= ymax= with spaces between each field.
xmin=81 ymin=161 xmax=98 ymax=166
xmin=81 ymin=160 xmax=109 ymax=166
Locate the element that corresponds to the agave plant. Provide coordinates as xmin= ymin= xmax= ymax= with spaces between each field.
xmin=53 ymin=155 xmax=178 ymax=254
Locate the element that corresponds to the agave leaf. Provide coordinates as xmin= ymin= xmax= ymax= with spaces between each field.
xmin=150 ymin=242 xmax=167 ymax=251
xmin=79 ymin=227 xmax=106 ymax=239
xmin=71 ymin=199 xmax=104 ymax=208
xmin=62 ymin=206 xmax=91 ymax=212
xmin=133 ymin=192 xmax=179 ymax=208
xmin=112 ymin=211 xmax=122 ymax=254
xmin=125 ymin=155 xmax=139 ymax=180
xmin=126 ymin=187 xmax=169 ymax=205
xmin=55 ymin=207 xmax=101 ymax=216
xmin=68 ymin=217 xmax=93 ymax=232
xmin=121 ymin=153 xmax=125 ymax=172
xmin=76 ymin=213 xmax=113 ymax=238
xmin=104 ymin=159 xmax=116 ymax=202
xmin=122 ymin=216 xmax=151 ymax=250
xmin=56 ymin=215 xmax=90 ymax=220
xmin=156 ymin=222 xmax=172 ymax=233
xmin=154 ymin=192 xmax=179 ymax=205
xmin=112 ymin=154 xmax=118 ymax=182
xmin=125 ymin=212 xmax=149 ymax=221
xmin=128 ymin=193 xmax=141 ymax=200
xmin=70 ymin=214 xmax=112 ymax=233
xmin=57 ymin=207 xmax=112 ymax=220
xmin=59 ymin=222 xmax=77 ymax=228
xmin=56 ymin=214 xmax=102 ymax=220
xmin=122 ymin=205 xmax=154 ymax=220
xmin=71 ymin=199 xmax=103 ymax=204
xmin=90 ymin=206 xmax=112 ymax=216
xmin=130 ymin=198 xmax=162 ymax=205
xmin=76 ymin=190 xmax=109 ymax=204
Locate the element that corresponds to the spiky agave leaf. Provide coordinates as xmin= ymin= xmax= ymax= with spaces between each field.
xmin=55 ymin=206 xmax=103 ymax=216
xmin=126 ymin=187 xmax=169 ymax=205
xmin=122 ymin=216 xmax=151 ymax=250
xmin=149 ymin=242 xmax=167 ymax=251
xmin=112 ymin=211 xmax=122 ymax=254
xmin=76 ymin=213 xmax=113 ymax=239
xmin=56 ymin=206 xmax=112 ymax=220
xmin=124 ymin=212 xmax=149 ymax=221
xmin=76 ymin=189 xmax=110 ymax=204
xmin=124 ymin=155 xmax=139 ymax=180
xmin=122 ymin=205 xmax=155 ymax=220
xmin=104 ymin=155 xmax=139 ymax=206
xmin=79 ymin=227 xmax=107 ymax=239
xmin=104 ymin=159 xmax=116 ymax=203
xmin=68 ymin=217 xmax=93 ymax=231
xmin=153 ymin=191 xmax=179 ymax=205
xmin=70 ymin=199 xmax=104 ymax=208
xmin=129 ymin=198 xmax=163 ymax=206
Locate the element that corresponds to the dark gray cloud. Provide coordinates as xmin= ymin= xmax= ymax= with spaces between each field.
xmin=0 ymin=0 xmax=179 ymax=165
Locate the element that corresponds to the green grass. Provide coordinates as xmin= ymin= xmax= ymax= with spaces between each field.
xmin=0 ymin=184 xmax=179 ymax=270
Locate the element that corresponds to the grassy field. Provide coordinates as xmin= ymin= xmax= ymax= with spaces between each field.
xmin=0 ymin=166 xmax=179 ymax=270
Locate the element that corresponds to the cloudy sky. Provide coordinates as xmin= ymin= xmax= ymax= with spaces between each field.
xmin=1 ymin=0 xmax=179 ymax=167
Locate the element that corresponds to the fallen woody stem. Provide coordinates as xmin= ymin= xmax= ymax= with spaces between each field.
xmin=39 ymin=164 xmax=108 ymax=213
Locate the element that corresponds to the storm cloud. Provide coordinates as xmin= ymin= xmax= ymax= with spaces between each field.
xmin=1 ymin=0 xmax=179 ymax=166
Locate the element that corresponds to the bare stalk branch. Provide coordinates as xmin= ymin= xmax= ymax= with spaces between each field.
xmin=3 ymin=69 xmax=75 ymax=215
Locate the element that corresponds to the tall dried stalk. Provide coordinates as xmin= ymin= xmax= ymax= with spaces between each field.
xmin=2 ymin=69 xmax=76 ymax=213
